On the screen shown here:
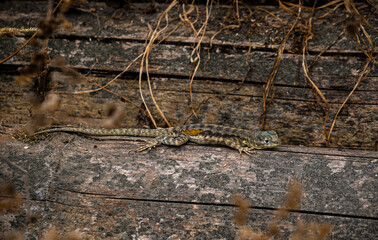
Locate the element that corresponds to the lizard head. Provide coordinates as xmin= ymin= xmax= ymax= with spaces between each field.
xmin=246 ymin=130 xmax=281 ymax=149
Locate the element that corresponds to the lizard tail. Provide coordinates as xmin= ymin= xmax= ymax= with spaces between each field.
xmin=34 ymin=127 xmax=167 ymax=137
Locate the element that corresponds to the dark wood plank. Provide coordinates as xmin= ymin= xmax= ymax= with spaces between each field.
xmin=1 ymin=73 xmax=376 ymax=149
xmin=0 ymin=1 xmax=376 ymax=53
xmin=1 ymin=38 xmax=376 ymax=89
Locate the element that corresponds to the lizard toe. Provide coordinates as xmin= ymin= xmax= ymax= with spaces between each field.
xmin=243 ymin=148 xmax=255 ymax=155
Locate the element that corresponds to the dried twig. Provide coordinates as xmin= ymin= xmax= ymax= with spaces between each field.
xmin=260 ymin=0 xmax=302 ymax=130
xmin=138 ymin=0 xmax=179 ymax=128
xmin=326 ymin=55 xmax=375 ymax=147
xmin=188 ymin=0 xmax=214 ymax=118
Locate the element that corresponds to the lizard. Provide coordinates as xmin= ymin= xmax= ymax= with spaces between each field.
xmin=32 ymin=124 xmax=281 ymax=154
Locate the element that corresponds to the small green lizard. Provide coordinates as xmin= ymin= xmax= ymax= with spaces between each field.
xmin=33 ymin=124 xmax=281 ymax=154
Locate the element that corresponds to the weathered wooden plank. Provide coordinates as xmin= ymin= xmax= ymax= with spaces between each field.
xmin=1 ymin=137 xmax=376 ymax=217
xmin=0 ymin=1 xmax=376 ymax=53
xmin=1 ymin=70 xmax=376 ymax=104
xmin=1 ymin=137 xmax=377 ymax=239
xmin=1 ymin=195 xmax=376 ymax=239
xmin=1 ymin=72 xmax=376 ymax=149
xmin=1 ymin=38 xmax=376 ymax=90
xmin=2 ymin=195 xmax=376 ymax=239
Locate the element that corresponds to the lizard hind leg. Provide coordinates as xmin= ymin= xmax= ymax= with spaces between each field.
xmin=134 ymin=134 xmax=190 ymax=152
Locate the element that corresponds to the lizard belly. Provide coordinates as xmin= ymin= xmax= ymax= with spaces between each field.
xmin=188 ymin=134 xmax=227 ymax=146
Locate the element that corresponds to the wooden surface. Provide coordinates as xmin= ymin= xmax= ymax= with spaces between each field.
xmin=0 ymin=1 xmax=377 ymax=239
xmin=1 ymin=135 xmax=377 ymax=239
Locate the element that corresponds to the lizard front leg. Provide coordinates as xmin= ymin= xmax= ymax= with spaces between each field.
xmin=134 ymin=134 xmax=190 ymax=152
xmin=224 ymin=138 xmax=255 ymax=155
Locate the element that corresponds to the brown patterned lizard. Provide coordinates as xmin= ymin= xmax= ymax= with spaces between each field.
xmin=33 ymin=124 xmax=281 ymax=154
